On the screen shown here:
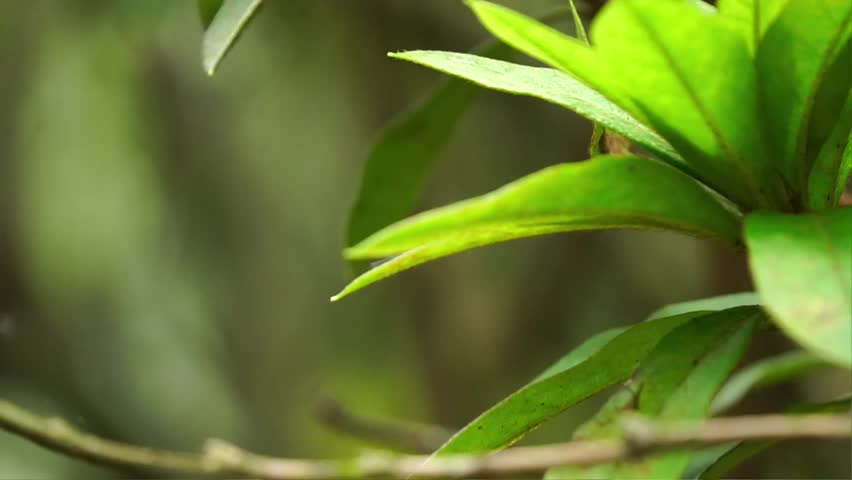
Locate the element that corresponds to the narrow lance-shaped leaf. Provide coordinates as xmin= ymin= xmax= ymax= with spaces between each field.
xmin=647 ymin=291 xmax=760 ymax=320
xmin=807 ymin=91 xmax=852 ymax=210
xmin=466 ymin=0 xmax=781 ymax=209
xmin=549 ymin=306 xmax=762 ymax=480
xmin=711 ymin=351 xmax=828 ymax=415
xmin=389 ymin=51 xmax=681 ymax=165
xmin=431 ymin=312 xmax=701 ymax=455
xmin=700 ymin=396 xmax=852 ymax=480
xmin=347 ymin=41 xmax=512 ymax=246
xmin=347 ymin=7 xmax=577 ymax=246
xmin=332 ymin=155 xmax=741 ymax=300
xmin=746 ymin=208 xmax=852 ymax=367
xmin=544 ymin=380 xmax=639 ymax=479
xmin=465 ymin=0 xmax=640 ymax=121
xmin=591 ymin=0 xmax=780 ymax=209
xmin=198 ymin=0 xmax=224 ymax=29
xmin=757 ymin=0 xmax=852 ymax=188
xmin=531 ymin=327 xmax=625 ymax=382
xmin=202 ymin=0 xmax=263 ymax=75
xmin=617 ymin=307 xmax=761 ymax=479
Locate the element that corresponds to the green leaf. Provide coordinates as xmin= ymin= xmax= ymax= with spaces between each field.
xmin=745 ymin=208 xmax=852 ymax=367
xmin=347 ymin=43 xmax=511 ymax=246
xmin=202 ymin=0 xmax=262 ymax=75
xmin=532 ymin=327 xmax=626 ymax=383
xmin=700 ymin=396 xmax=852 ymax=480
xmin=198 ymin=0 xmax=224 ymax=29
xmin=717 ymin=0 xmax=789 ymax=54
xmin=592 ymin=0 xmax=778 ymax=209
xmin=549 ymin=307 xmax=764 ymax=480
xmin=647 ymin=292 xmax=760 ymax=320
xmin=617 ymin=307 xmax=761 ymax=479
xmin=711 ymin=351 xmax=828 ymax=414
xmin=757 ymin=0 xmax=852 ymax=187
xmin=465 ymin=0 xmax=639 ymax=122
xmin=388 ymin=51 xmax=681 ymax=165
xmin=635 ymin=308 xmax=760 ymax=416
xmin=347 ymin=7 xmax=577 ymax=246
xmin=544 ymin=381 xmax=638 ymax=479
xmin=332 ymin=155 xmax=741 ymax=300
xmin=432 ymin=312 xmax=701 ymax=455
xmin=807 ymin=91 xmax=852 ymax=210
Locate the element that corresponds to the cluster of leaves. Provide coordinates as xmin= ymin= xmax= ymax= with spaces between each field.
xmin=201 ymin=0 xmax=851 ymax=477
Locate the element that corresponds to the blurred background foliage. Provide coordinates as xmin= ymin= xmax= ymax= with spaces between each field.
xmin=0 ymin=1 xmax=848 ymax=478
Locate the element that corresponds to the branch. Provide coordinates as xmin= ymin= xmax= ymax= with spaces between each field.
xmin=0 ymin=399 xmax=849 ymax=479
xmin=313 ymin=398 xmax=452 ymax=453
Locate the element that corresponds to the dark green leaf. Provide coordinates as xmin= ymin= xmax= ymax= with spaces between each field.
xmin=333 ymin=155 xmax=742 ymax=300
xmin=757 ymin=0 xmax=852 ymax=187
xmin=745 ymin=208 xmax=852 ymax=367
xmin=617 ymin=307 xmax=761 ymax=479
xmin=532 ymin=327 xmax=625 ymax=382
xmin=544 ymin=380 xmax=638 ymax=479
xmin=433 ymin=312 xmax=701 ymax=455
xmin=807 ymin=91 xmax=852 ymax=210
xmin=198 ymin=0 xmax=224 ymax=29
xmin=647 ymin=292 xmax=760 ymax=320
xmin=711 ymin=351 xmax=828 ymax=414
xmin=700 ymin=396 xmax=852 ymax=480
xmin=389 ymin=51 xmax=681 ymax=164
xmin=202 ymin=0 xmax=262 ymax=75
xmin=552 ymin=307 xmax=762 ymax=480
xmin=635 ymin=308 xmax=759 ymax=416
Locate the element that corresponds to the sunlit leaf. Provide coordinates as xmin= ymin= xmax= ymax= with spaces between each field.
xmin=757 ymin=0 xmax=852 ymax=186
xmin=717 ymin=0 xmax=788 ymax=54
xmin=347 ymin=42 xmax=510 ymax=246
xmin=746 ymin=208 xmax=852 ymax=367
xmin=202 ymin=0 xmax=262 ymax=75
xmin=465 ymin=0 xmax=638 ymax=120
xmin=347 ymin=7 xmax=577 ymax=245
xmin=433 ymin=312 xmax=701 ymax=455
xmin=333 ymin=155 xmax=741 ymax=300
xmin=592 ymin=0 xmax=781 ymax=209
xmin=388 ymin=51 xmax=681 ymax=164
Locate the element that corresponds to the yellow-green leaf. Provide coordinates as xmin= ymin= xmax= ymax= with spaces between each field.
xmin=333 ymin=155 xmax=741 ymax=301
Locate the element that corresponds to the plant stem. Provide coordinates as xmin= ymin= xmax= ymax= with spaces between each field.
xmin=0 ymin=399 xmax=849 ymax=479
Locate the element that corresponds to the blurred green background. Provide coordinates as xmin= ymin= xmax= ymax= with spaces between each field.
xmin=0 ymin=1 xmax=848 ymax=478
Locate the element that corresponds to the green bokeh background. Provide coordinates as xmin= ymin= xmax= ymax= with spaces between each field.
xmin=0 ymin=1 xmax=848 ymax=478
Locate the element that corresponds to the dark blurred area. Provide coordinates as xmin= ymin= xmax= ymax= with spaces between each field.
xmin=0 ymin=1 xmax=848 ymax=478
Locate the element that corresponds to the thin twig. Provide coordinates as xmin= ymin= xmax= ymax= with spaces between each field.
xmin=313 ymin=398 xmax=452 ymax=453
xmin=0 ymin=399 xmax=849 ymax=479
